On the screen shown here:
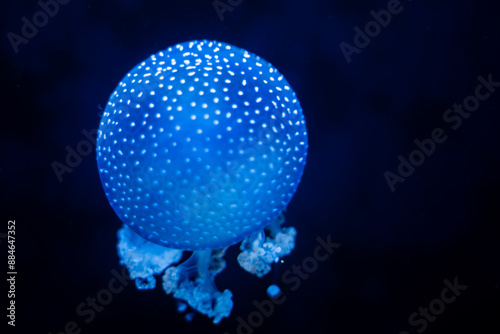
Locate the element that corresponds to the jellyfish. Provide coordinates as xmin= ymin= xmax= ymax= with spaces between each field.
xmin=96 ymin=40 xmax=308 ymax=323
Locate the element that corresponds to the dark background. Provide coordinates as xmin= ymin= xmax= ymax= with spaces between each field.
xmin=1 ymin=0 xmax=499 ymax=333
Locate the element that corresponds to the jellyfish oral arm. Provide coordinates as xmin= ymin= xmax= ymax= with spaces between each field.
xmin=162 ymin=249 xmax=233 ymax=324
xmin=237 ymin=213 xmax=296 ymax=278
xmin=117 ymin=225 xmax=182 ymax=290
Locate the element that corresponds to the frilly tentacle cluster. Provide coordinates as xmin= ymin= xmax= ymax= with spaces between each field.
xmin=117 ymin=225 xmax=182 ymax=289
xmin=117 ymin=212 xmax=296 ymax=324
xmin=162 ymin=249 xmax=233 ymax=324
xmin=237 ymin=213 xmax=296 ymax=277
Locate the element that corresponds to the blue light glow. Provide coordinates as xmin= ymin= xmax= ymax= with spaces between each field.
xmin=97 ymin=40 xmax=308 ymax=323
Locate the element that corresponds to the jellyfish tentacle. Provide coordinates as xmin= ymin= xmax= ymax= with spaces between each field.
xmin=265 ymin=213 xmax=297 ymax=258
xmin=117 ymin=225 xmax=183 ymax=290
xmin=237 ymin=212 xmax=297 ymax=277
xmin=162 ymin=249 xmax=233 ymax=324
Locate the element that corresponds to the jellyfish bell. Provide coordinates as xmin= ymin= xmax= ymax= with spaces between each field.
xmin=98 ymin=40 xmax=307 ymax=250
xmin=97 ymin=40 xmax=308 ymax=323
